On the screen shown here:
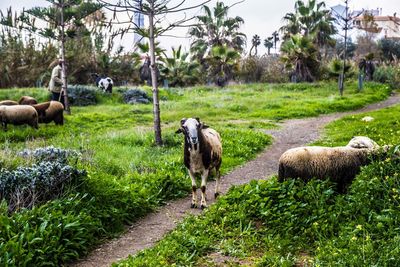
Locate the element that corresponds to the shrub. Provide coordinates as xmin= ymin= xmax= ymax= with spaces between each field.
xmin=122 ymin=88 xmax=152 ymax=104
xmin=237 ymin=56 xmax=265 ymax=83
xmin=237 ymin=56 xmax=288 ymax=83
xmin=373 ymin=63 xmax=400 ymax=89
xmin=260 ymin=56 xmax=289 ymax=83
xmin=67 ymin=85 xmax=98 ymax=106
xmin=18 ymin=146 xmax=81 ymax=165
xmin=0 ymin=161 xmax=86 ymax=212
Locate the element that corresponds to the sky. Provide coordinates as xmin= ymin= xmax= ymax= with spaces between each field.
xmin=1 ymin=0 xmax=399 ymax=55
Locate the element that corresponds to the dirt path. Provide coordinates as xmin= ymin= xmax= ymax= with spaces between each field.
xmin=73 ymin=94 xmax=400 ymax=267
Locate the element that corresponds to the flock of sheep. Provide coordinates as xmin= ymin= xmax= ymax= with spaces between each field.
xmin=0 ymin=96 xmax=64 ymax=130
xmin=0 ymin=95 xmax=386 ymax=208
xmin=177 ymin=117 xmax=386 ymax=208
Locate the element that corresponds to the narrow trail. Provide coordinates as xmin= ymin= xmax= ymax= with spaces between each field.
xmin=73 ymin=94 xmax=400 ymax=267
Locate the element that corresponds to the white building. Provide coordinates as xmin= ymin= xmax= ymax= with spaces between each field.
xmin=353 ymin=13 xmax=400 ymax=40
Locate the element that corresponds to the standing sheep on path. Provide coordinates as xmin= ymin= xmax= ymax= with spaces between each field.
xmin=278 ymin=136 xmax=380 ymax=192
xmin=0 ymin=105 xmax=39 ymax=130
xmin=176 ymin=118 xmax=222 ymax=209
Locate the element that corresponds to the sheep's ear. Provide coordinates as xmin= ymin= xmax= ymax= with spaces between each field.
xmin=175 ymin=128 xmax=183 ymax=134
xmin=195 ymin=117 xmax=200 ymax=123
xmin=180 ymin=118 xmax=187 ymax=126
xmin=201 ymin=123 xmax=209 ymax=129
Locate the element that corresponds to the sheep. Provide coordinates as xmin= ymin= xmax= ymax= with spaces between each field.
xmin=0 ymin=100 xmax=19 ymax=106
xmin=32 ymin=101 xmax=64 ymax=125
xmin=176 ymin=118 xmax=222 ymax=209
xmin=278 ymin=136 xmax=379 ymax=192
xmin=92 ymin=73 xmax=113 ymax=93
xmin=0 ymin=105 xmax=38 ymax=130
xmin=361 ymin=116 xmax=374 ymax=122
xmin=18 ymin=96 xmax=38 ymax=105
xmin=346 ymin=136 xmax=378 ymax=149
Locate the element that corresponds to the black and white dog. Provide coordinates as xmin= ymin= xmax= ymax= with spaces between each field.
xmin=92 ymin=73 xmax=113 ymax=93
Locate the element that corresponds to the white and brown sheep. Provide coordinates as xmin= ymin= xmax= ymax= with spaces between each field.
xmin=278 ymin=136 xmax=379 ymax=192
xmin=0 ymin=105 xmax=39 ymax=130
xmin=18 ymin=96 xmax=38 ymax=105
xmin=176 ymin=118 xmax=222 ymax=209
xmin=32 ymin=101 xmax=64 ymax=125
xmin=0 ymin=100 xmax=19 ymax=106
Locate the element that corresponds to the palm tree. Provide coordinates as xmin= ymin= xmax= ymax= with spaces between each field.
xmin=272 ymin=31 xmax=280 ymax=53
xmin=160 ymin=45 xmax=201 ymax=87
xmin=249 ymin=34 xmax=261 ymax=56
xmin=280 ymin=0 xmax=337 ymax=49
xmin=207 ymin=45 xmax=240 ymax=87
xmin=280 ymin=12 xmax=301 ymax=41
xmin=280 ymin=34 xmax=319 ymax=82
xmin=264 ymin=37 xmax=273 ymax=55
xmin=189 ymin=1 xmax=246 ymax=61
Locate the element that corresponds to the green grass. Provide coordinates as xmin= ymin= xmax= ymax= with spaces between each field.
xmin=0 ymin=82 xmax=393 ymax=265
xmin=115 ymin=102 xmax=400 ymax=266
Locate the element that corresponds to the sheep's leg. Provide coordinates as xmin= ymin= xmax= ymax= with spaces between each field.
xmin=200 ymin=169 xmax=209 ymax=209
xmin=214 ymin=167 xmax=221 ymax=198
xmin=189 ymin=170 xmax=197 ymax=208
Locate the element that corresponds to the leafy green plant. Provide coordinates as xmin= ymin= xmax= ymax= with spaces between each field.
xmin=373 ymin=62 xmax=400 ymax=89
xmin=160 ymin=45 xmax=200 ymax=87
xmin=280 ymin=34 xmax=319 ymax=82
xmin=206 ymin=45 xmax=240 ymax=87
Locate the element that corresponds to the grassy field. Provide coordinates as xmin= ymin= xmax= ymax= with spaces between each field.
xmin=0 ymin=82 xmax=393 ymax=265
xmin=117 ymin=101 xmax=400 ymax=266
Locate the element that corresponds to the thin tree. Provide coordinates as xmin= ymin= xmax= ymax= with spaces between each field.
xmin=331 ymin=0 xmax=362 ymax=96
xmin=98 ymin=0 xmax=211 ymax=146
xmin=1 ymin=0 xmax=102 ymax=113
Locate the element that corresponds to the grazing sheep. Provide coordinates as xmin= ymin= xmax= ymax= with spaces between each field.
xmin=361 ymin=116 xmax=374 ymax=122
xmin=176 ymin=118 xmax=222 ymax=208
xmin=92 ymin=73 xmax=113 ymax=93
xmin=32 ymin=101 xmax=64 ymax=125
xmin=18 ymin=96 xmax=38 ymax=105
xmin=0 ymin=105 xmax=38 ymax=130
xmin=278 ymin=136 xmax=379 ymax=192
xmin=346 ymin=136 xmax=378 ymax=149
xmin=0 ymin=100 xmax=19 ymax=106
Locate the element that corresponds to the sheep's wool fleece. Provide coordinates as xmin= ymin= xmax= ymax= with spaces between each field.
xmin=279 ymin=146 xmax=369 ymax=181
xmin=202 ymin=128 xmax=222 ymax=157
xmin=0 ymin=105 xmax=37 ymax=121
xmin=346 ymin=136 xmax=378 ymax=149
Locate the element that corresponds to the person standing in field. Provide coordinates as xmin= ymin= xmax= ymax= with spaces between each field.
xmin=49 ymin=58 xmax=65 ymax=107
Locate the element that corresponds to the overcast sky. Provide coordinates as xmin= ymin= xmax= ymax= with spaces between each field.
xmin=1 ymin=0 xmax=399 ymax=55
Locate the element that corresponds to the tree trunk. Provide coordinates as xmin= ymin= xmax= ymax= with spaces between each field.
xmin=60 ymin=0 xmax=71 ymax=114
xmin=148 ymin=6 xmax=162 ymax=146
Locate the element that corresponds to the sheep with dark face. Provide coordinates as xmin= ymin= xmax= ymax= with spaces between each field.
xmin=278 ymin=136 xmax=380 ymax=192
xmin=176 ymin=118 xmax=222 ymax=209
xmin=18 ymin=96 xmax=38 ymax=105
xmin=0 ymin=105 xmax=38 ymax=130
xmin=32 ymin=101 xmax=64 ymax=125
xmin=0 ymin=100 xmax=18 ymax=106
